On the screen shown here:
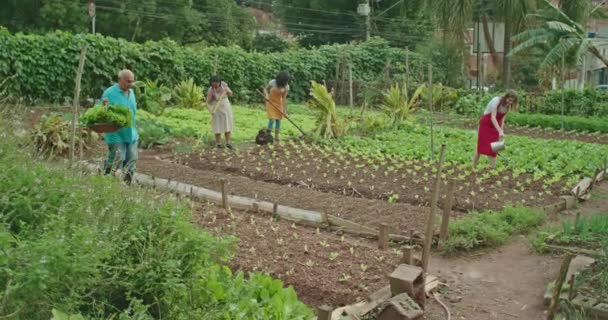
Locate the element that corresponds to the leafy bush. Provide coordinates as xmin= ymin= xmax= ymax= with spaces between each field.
xmin=442 ymin=206 xmax=546 ymax=254
xmin=252 ymin=33 xmax=289 ymax=53
xmin=523 ymin=88 xmax=608 ymax=117
xmin=308 ymin=81 xmax=342 ymax=138
xmin=0 ymin=29 xmax=414 ymax=104
xmin=173 ymin=78 xmax=204 ymax=110
xmin=31 ymin=114 xmax=98 ymax=156
xmin=134 ymin=80 xmax=172 ymax=115
xmin=507 ymin=112 xmax=608 ymax=133
xmin=381 ymin=83 xmax=424 ymax=128
xmin=80 ymin=105 xmax=132 ymax=127
xmin=137 ymin=118 xmax=171 ymax=149
xmin=0 ymin=127 xmax=314 ymax=319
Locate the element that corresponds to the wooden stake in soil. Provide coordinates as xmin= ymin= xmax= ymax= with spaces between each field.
xmin=402 ymin=246 xmax=414 ymax=265
xmin=70 ymin=46 xmax=88 ymax=164
xmin=422 ymin=144 xmax=446 ymax=273
xmin=428 ymin=64 xmax=434 ymax=161
xmin=316 ymin=305 xmax=333 ymax=320
xmin=439 ymin=180 xmax=455 ymax=247
xmin=378 ymin=223 xmax=389 ymax=250
xmin=273 ymin=203 xmax=279 ymax=218
xmin=547 ymin=253 xmax=574 ymax=320
xmin=219 ymin=178 xmax=228 ymax=209
xmin=568 ymin=274 xmax=576 ymax=301
xmin=348 ymin=62 xmax=353 ymax=108
xmin=252 ymin=202 xmax=259 ymax=213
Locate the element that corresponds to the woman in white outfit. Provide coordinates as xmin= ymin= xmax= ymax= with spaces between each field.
xmin=206 ymin=75 xmax=235 ymax=149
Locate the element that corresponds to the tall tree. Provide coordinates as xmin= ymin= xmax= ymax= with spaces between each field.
xmin=510 ymin=0 xmax=608 ymax=70
xmin=0 ymin=0 xmax=255 ymax=47
xmin=495 ymin=0 xmax=537 ymax=88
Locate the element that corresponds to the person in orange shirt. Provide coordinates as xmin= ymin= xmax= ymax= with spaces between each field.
xmin=263 ymin=71 xmax=290 ymax=142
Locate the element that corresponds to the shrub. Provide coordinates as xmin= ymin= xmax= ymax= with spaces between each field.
xmin=31 ymin=114 xmax=98 ymax=156
xmin=173 ymin=78 xmax=204 ymax=110
xmin=0 ymin=29 xmax=414 ymax=104
xmin=442 ymin=206 xmax=546 ymax=254
xmin=0 ymin=125 xmax=313 ymax=319
xmin=134 ymin=80 xmax=172 ymax=115
xmin=252 ymin=33 xmax=289 ymax=53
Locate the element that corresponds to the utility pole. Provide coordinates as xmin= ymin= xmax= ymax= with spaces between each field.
xmin=88 ymin=0 xmax=96 ymax=34
xmin=358 ymin=1 xmax=371 ymax=41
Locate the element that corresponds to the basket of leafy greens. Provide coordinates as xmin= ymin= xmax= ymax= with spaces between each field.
xmin=81 ymin=105 xmax=132 ymax=133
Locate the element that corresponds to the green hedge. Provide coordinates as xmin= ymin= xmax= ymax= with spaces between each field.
xmin=508 ymin=112 xmax=608 ymax=133
xmin=0 ymin=127 xmax=313 ymax=319
xmin=0 ymin=28 xmax=416 ymax=104
xmin=520 ymin=89 xmax=608 ymax=117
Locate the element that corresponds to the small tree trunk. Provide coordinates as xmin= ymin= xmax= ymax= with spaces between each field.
xmin=482 ymin=15 xmax=501 ymax=69
xmin=589 ymin=46 xmax=608 ymax=68
xmin=502 ymin=15 xmax=513 ymax=89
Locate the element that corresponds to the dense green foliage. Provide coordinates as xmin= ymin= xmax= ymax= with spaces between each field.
xmin=271 ymin=0 xmax=433 ymax=47
xmin=507 ymin=112 xmax=608 ymax=133
xmin=0 ymin=0 xmax=255 ymax=47
xmin=252 ymin=33 xmax=290 ymax=53
xmin=521 ymin=89 xmax=608 ymax=117
xmin=32 ymin=114 xmax=98 ymax=156
xmin=442 ymin=206 xmax=546 ymax=254
xmin=334 ymin=121 xmax=608 ymax=178
xmin=80 ymin=105 xmax=132 ymax=127
xmin=0 ymin=126 xmax=313 ymax=319
xmin=0 ymin=29 xmax=413 ymax=104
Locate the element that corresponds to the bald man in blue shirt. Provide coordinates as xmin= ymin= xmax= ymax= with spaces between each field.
xmin=102 ymin=69 xmax=139 ymax=184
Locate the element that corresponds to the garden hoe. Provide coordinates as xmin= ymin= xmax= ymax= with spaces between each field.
xmin=256 ymin=89 xmax=308 ymax=140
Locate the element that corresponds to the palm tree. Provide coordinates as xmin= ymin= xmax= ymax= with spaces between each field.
xmin=510 ymin=0 xmax=608 ymax=70
xmin=495 ymin=0 xmax=538 ymax=88
xmin=432 ymin=0 xmax=536 ymax=87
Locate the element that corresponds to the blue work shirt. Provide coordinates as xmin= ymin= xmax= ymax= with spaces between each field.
xmin=101 ymin=84 xmax=139 ymax=144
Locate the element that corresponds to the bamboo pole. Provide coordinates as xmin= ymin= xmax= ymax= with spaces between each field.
xmin=439 ymin=180 xmax=455 ymax=247
xmin=422 ymin=144 xmax=446 ymax=273
xmin=220 ymin=178 xmax=228 ymax=209
xmin=428 ymin=64 xmax=434 ymax=161
xmin=70 ymin=46 xmax=87 ymax=164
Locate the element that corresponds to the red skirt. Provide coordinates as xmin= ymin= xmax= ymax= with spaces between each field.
xmin=477 ymin=112 xmax=505 ymax=157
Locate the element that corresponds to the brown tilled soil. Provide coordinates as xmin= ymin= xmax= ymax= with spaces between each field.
xmin=193 ymin=201 xmax=403 ymax=307
xmin=173 ymin=142 xmax=565 ymax=212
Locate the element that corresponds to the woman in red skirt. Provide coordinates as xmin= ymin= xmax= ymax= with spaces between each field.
xmin=473 ymin=90 xmax=518 ymax=167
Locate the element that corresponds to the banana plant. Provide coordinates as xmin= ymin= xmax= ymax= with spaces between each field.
xmin=381 ymin=83 xmax=425 ymax=128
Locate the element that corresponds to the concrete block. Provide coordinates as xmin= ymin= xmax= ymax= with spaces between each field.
xmin=377 ymin=293 xmax=423 ymax=320
xmin=572 ymin=294 xmax=598 ymax=309
xmin=388 ymin=264 xmax=424 ymax=297
xmin=589 ymin=302 xmax=608 ymax=319
xmin=566 ymin=255 xmax=596 ymax=280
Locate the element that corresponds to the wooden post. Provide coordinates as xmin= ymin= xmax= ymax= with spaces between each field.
xmin=422 ymin=144 xmax=446 ymax=273
xmin=378 ymin=223 xmax=389 ymax=250
xmin=252 ymin=202 xmax=259 ymax=213
xmin=70 ymin=46 xmax=87 ymax=163
xmin=220 ymin=178 xmax=228 ymax=209
xmin=190 ymin=186 xmax=194 ymax=200
xmin=439 ymin=180 xmax=455 ymax=246
xmin=405 ymin=46 xmax=409 ymax=81
xmin=348 ymin=62 xmax=353 ymax=108
xmin=575 ymin=211 xmax=581 ymax=226
xmin=568 ymin=274 xmax=576 ymax=301
xmin=273 ymin=203 xmax=279 ymax=218
xmin=317 ymin=305 xmax=333 ymax=320
xmin=547 ymin=253 xmax=574 ymax=320
xmin=152 ymin=176 xmax=156 ymax=188
xmin=428 ymin=64 xmax=434 ymax=161
xmin=402 ymin=246 xmax=414 ymax=265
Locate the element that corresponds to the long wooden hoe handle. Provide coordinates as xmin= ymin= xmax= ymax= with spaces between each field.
xmin=256 ymin=89 xmax=307 ymax=137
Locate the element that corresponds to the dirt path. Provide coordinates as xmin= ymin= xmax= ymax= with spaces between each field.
xmin=425 ymin=183 xmax=608 ymax=320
